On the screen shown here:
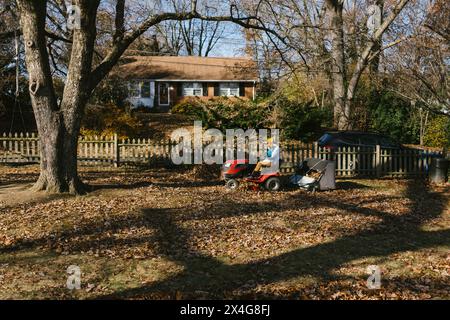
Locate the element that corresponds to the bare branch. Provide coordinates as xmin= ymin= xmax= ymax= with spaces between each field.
xmin=89 ymin=7 xmax=289 ymax=90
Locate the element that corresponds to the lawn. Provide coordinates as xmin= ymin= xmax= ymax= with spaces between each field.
xmin=0 ymin=165 xmax=448 ymax=299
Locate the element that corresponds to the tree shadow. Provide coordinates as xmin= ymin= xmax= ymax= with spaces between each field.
xmin=0 ymin=182 xmax=33 ymax=190
xmin=79 ymin=166 xmax=222 ymax=191
xmin=335 ymin=181 xmax=370 ymax=190
xmin=0 ymin=173 xmax=39 ymax=186
xmin=0 ymin=191 xmax=299 ymax=256
xmin=93 ymin=180 xmax=449 ymax=299
xmin=150 ymin=180 xmax=223 ymax=188
xmin=89 ymin=181 xmax=154 ymax=191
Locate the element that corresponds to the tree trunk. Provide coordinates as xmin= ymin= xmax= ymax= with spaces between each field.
xmin=17 ymin=0 xmax=98 ymax=194
xmin=369 ymin=0 xmax=384 ymax=73
xmin=327 ymin=0 xmax=351 ymax=130
xmin=326 ymin=0 xmax=409 ymax=130
xmin=32 ymin=124 xmax=85 ymax=194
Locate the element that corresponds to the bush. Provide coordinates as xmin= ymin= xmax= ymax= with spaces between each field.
xmin=172 ymin=95 xmax=332 ymax=142
xmin=171 ymin=97 xmax=211 ymax=124
xmin=274 ymin=97 xmax=332 ymax=142
xmin=371 ymin=97 xmax=417 ymax=142
xmin=81 ymin=103 xmax=142 ymax=138
xmin=172 ymin=97 xmax=272 ymax=131
xmin=351 ymin=76 xmax=422 ymax=144
xmin=424 ymin=116 xmax=450 ymax=148
xmin=269 ymin=73 xmax=333 ymax=142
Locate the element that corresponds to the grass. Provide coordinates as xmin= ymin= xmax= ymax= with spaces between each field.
xmin=0 ymin=164 xmax=448 ymax=299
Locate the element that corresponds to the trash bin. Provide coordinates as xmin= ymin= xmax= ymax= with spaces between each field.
xmin=429 ymin=158 xmax=449 ymax=184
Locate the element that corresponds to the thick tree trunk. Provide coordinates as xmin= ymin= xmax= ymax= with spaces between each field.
xmin=32 ymin=124 xmax=85 ymax=193
xmin=17 ymin=0 xmax=98 ymax=194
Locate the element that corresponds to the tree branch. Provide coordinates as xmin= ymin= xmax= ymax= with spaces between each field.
xmin=89 ymin=8 xmax=288 ymax=91
xmin=346 ymin=0 xmax=411 ymax=100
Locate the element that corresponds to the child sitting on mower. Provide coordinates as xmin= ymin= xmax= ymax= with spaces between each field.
xmin=251 ymin=137 xmax=280 ymax=178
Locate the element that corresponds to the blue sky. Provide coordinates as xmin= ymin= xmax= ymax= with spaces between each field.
xmin=134 ymin=0 xmax=248 ymax=57
xmin=204 ymin=23 xmax=247 ymax=57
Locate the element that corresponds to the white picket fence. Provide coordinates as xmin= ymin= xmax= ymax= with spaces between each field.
xmin=279 ymin=143 xmax=443 ymax=177
xmin=0 ymin=132 xmax=40 ymax=163
xmin=0 ymin=132 xmax=444 ymax=178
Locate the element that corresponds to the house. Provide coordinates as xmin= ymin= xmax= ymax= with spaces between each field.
xmin=116 ymin=56 xmax=258 ymax=110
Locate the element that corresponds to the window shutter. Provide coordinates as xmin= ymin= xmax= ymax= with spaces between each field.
xmin=203 ymin=83 xmax=208 ymax=96
xmin=239 ymin=83 xmax=245 ymax=97
xmin=177 ymin=83 xmax=183 ymax=97
xmin=214 ymin=84 xmax=220 ymax=96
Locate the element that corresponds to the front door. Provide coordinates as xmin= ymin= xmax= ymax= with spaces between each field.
xmin=158 ymin=83 xmax=170 ymax=106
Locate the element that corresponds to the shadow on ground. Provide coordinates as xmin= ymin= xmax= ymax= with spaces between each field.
xmin=91 ymin=180 xmax=448 ymax=299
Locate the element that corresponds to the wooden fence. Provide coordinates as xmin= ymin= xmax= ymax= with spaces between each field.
xmin=0 ymin=132 xmax=444 ymax=178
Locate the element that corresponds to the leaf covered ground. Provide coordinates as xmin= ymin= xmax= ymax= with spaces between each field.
xmin=0 ymin=165 xmax=448 ymax=299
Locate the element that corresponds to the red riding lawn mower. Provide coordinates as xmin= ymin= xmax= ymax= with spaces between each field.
xmin=222 ymin=159 xmax=282 ymax=192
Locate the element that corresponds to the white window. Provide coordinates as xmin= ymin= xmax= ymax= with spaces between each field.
xmin=219 ymin=82 xmax=239 ymax=97
xmin=182 ymin=82 xmax=203 ymax=96
xmin=129 ymin=80 xmax=152 ymax=98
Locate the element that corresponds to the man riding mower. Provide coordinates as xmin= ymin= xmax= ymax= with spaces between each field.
xmin=223 ymin=138 xmax=282 ymax=191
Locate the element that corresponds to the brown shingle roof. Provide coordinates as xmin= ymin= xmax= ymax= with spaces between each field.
xmin=115 ymin=56 xmax=258 ymax=81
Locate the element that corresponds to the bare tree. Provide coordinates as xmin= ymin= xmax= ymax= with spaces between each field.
xmin=239 ymin=0 xmax=412 ymax=129
xmin=179 ymin=17 xmax=224 ymax=56
xmin=154 ymin=21 xmax=184 ymax=55
xmin=155 ymin=0 xmax=226 ymax=56
xmin=243 ymin=28 xmax=285 ymax=93
xmin=326 ymin=0 xmax=411 ymax=129
xmin=386 ymin=0 xmax=449 ymax=116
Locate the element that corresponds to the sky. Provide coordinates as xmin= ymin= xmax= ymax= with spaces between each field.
xmin=133 ymin=0 xmax=248 ymax=57
xmin=197 ymin=24 xmax=247 ymax=57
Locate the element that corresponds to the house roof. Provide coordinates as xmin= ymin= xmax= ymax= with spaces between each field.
xmin=115 ymin=55 xmax=258 ymax=82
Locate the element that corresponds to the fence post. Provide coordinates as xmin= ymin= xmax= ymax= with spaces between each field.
xmin=313 ymin=141 xmax=319 ymax=159
xmin=375 ymin=144 xmax=381 ymax=178
xmin=114 ymin=133 xmax=120 ymax=167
